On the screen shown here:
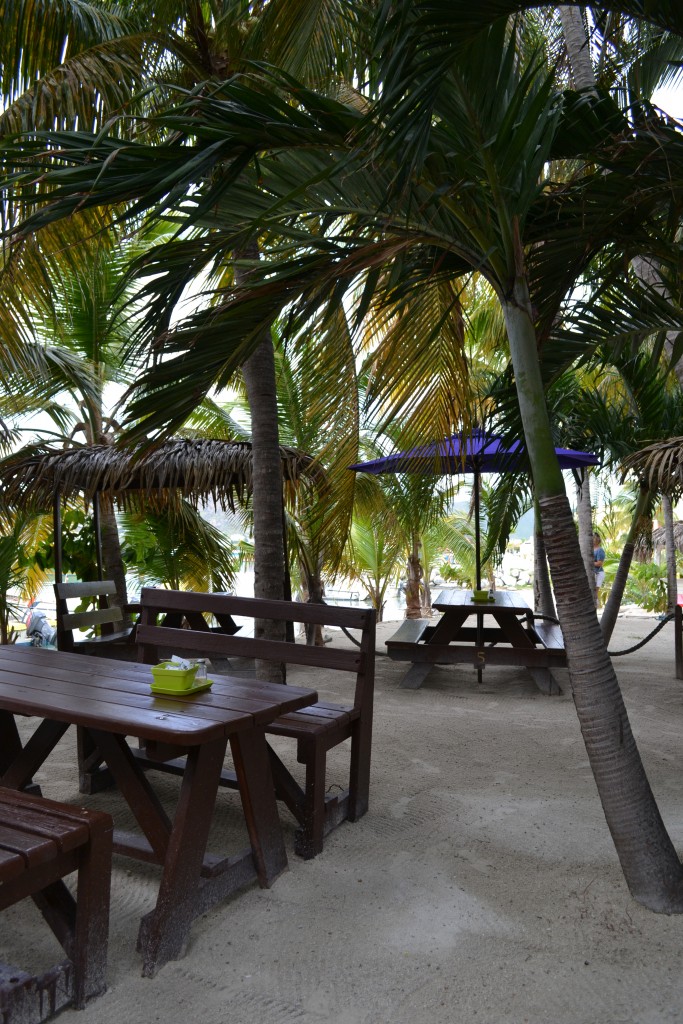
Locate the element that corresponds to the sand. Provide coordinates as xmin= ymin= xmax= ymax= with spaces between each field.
xmin=2 ymin=612 xmax=683 ymax=1024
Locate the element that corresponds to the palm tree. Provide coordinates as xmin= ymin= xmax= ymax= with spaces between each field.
xmin=1 ymin=2 xmax=374 ymax=671
xmin=575 ymin=351 xmax=683 ymax=639
xmin=338 ymin=512 xmax=403 ymax=622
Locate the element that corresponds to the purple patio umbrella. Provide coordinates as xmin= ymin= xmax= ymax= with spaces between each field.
xmin=349 ymin=431 xmax=599 ymax=590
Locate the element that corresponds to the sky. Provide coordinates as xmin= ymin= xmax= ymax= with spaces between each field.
xmin=652 ymin=84 xmax=683 ymax=118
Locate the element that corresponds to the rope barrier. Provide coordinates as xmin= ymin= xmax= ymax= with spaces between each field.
xmin=532 ymin=610 xmax=675 ymax=659
xmin=607 ymin=612 xmax=675 ymax=656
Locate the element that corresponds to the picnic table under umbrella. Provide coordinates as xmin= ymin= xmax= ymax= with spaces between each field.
xmin=349 ymin=431 xmax=599 ymax=590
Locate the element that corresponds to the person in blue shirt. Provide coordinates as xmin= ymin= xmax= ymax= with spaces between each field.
xmin=593 ymin=531 xmax=606 ymax=593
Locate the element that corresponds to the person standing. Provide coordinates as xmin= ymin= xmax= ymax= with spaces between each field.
xmin=593 ymin=531 xmax=606 ymax=600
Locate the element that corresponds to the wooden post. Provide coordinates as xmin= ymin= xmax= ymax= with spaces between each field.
xmin=93 ymin=492 xmax=104 ymax=582
xmin=53 ymin=492 xmax=63 ymax=584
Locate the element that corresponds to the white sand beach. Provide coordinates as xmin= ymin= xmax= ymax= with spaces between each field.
xmin=2 ymin=612 xmax=683 ymax=1024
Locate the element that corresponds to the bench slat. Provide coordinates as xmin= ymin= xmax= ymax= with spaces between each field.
xmin=0 ymin=825 xmax=58 ymax=869
xmin=0 ymin=806 xmax=89 ymax=853
xmin=137 ymin=623 xmax=363 ymax=672
xmin=140 ymin=588 xmax=372 ymax=629
xmin=385 ymin=619 xmax=432 ymax=647
xmin=532 ymin=621 xmax=565 ymax=650
xmin=62 ymin=608 xmax=123 ymax=630
xmin=0 ymin=847 xmax=25 ymax=882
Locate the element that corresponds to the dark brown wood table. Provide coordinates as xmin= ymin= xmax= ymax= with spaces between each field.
xmin=0 ymin=646 xmax=317 ymax=977
xmin=386 ymin=589 xmax=566 ymax=693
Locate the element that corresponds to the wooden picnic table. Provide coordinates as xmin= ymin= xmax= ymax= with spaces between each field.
xmin=0 ymin=645 xmax=317 ymax=977
xmin=386 ymin=588 xmax=566 ymax=693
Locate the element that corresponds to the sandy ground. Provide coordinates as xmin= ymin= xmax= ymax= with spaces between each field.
xmin=2 ymin=611 xmax=683 ymax=1024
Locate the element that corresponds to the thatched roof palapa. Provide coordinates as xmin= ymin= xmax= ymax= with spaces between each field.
xmin=0 ymin=438 xmax=319 ymax=513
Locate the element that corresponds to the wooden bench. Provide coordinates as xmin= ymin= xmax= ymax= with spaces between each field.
xmin=385 ymin=619 xmax=435 ymax=689
xmin=0 ymin=788 xmax=112 ymax=1019
xmin=135 ymin=588 xmax=376 ymax=859
xmin=525 ymin=617 xmax=566 ymax=696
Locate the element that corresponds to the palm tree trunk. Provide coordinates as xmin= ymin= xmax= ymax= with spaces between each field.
xmin=235 ymin=245 xmax=287 ymax=681
xmin=533 ymin=500 xmax=556 ymax=617
xmin=559 ymin=6 xmax=597 ymax=92
xmin=600 ymin=483 xmax=650 ymax=644
xmin=421 ymin=542 xmax=433 ymax=615
xmin=242 ymin=335 xmax=287 ymax=681
xmin=100 ymin=500 xmax=130 ymax=619
xmin=404 ymin=535 xmax=423 ymax=619
xmin=662 ymin=494 xmax=677 ymax=613
xmin=503 ymin=284 xmax=683 ymax=911
xmin=576 ymin=469 xmax=596 ymax=603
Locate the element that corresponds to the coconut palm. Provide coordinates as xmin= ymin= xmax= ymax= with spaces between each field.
xmin=339 ymin=513 xmax=403 ymax=621
xmin=1 ymin=2 xmax=375 ymax=671
xmin=575 ymin=351 xmax=683 ymax=639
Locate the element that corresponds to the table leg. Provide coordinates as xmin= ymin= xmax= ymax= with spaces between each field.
xmin=428 ymin=609 xmax=470 ymax=644
xmin=0 ymin=717 xmax=69 ymax=791
xmin=89 ymin=730 xmax=173 ymax=864
xmin=230 ymin=728 xmax=288 ymax=887
xmin=490 ymin=610 xmax=559 ymax=694
xmin=0 ymin=711 xmax=22 ymax=775
xmin=134 ymin=736 xmax=227 ymax=977
xmin=399 ymin=663 xmax=435 ymax=689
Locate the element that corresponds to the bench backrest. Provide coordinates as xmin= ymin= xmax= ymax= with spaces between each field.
xmin=136 ymin=588 xmax=376 ymax=710
xmin=54 ymin=580 xmax=123 ymax=651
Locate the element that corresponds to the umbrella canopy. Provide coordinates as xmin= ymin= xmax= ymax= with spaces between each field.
xmin=350 ymin=432 xmax=599 ymax=588
xmin=348 ymin=432 xmax=598 ymax=476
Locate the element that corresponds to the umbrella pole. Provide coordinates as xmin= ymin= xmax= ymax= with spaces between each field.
xmin=474 ymin=471 xmax=482 ymax=591
xmin=474 ymin=469 xmax=483 ymax=684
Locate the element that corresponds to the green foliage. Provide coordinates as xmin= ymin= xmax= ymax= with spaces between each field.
xmin=438 ymin=560 xmax=471 ymax=587
xmin=33 ymin=506 xmax=98 ymax=581
xmin=120 ymin=502 xmax=236 ymax=593
xmin=0 ymin=511 xmax=51 ymax=643
xmin=623 ymin=560 xmax=669 ymax=613
xmin=338 ymin=514 xmax=403 ymax=619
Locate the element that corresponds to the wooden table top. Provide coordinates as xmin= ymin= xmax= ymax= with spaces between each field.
xmin=432 ymin=589 xmax=532 ymax=613
xmin=0 ymin=646 xmax=316 ymax=745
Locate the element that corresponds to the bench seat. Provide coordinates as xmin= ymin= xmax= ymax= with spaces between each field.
xmin=0 ymin=788 xmax=112 ymax=1018
xmin=530 ymin=619 xmax=566 ymax=653
xmin=385 ymin=618 xmax=433 ymax=651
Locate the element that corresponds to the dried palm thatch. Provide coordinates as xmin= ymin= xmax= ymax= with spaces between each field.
xmin=653 ymin=522 xmax=683 ymax=553
xmin=623 ymin=437 xmax=683 ymax=501
xmin=0 ymin=438 xmax=320 ymax=513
